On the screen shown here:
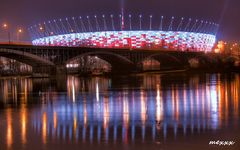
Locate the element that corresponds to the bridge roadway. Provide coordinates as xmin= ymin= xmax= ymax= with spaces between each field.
xmin=0 ymin=44 xmax=238 ymax=75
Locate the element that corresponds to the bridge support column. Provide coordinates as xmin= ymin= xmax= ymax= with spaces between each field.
xmin=111 ymin=64 xmax=138 ymax=74
xmin=32 ymin=65 xmax=55 ymax=77
xmin=55 ymin=65 xmax=67 ymax=76
xmin=54 ymin=65 xmax=67 ymax=82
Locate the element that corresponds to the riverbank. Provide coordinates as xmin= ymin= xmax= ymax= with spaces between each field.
xmin=0 ymin=66 xmax=239 ymax=78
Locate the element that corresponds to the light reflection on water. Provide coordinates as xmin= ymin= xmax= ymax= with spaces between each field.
xmin=0 ymin=73 xmax=239 ymax=149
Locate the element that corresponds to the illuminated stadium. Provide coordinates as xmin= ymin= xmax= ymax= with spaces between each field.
xmin=29 ymin=14 xmax=218 ymax=52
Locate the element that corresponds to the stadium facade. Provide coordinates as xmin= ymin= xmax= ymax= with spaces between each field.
xmin=29 ymin=14 xmax=218 ymax=52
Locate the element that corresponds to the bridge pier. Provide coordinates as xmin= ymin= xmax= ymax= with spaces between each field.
xmin=56 ymin=65 xmax=67 ymax=76
xmin=32 ymin=65 xmax=56 ymax=77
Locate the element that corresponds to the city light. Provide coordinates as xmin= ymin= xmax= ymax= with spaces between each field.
xmin=66 ymin=64 xmax=79 ymax=68
xmin=17 ymin=28 xmax=23 ymax=41
xmin=18 ymin=29 xmax=23 ymax=33
xmin=3 ymin=23 xmax=8 ymax=29
xmin=214 ymin=41 xmax=240 ymax=55
xmin=1 ymin=23 xmax=11 ymax=43
xmin=214 ymin=41 xmax=225 ymax=53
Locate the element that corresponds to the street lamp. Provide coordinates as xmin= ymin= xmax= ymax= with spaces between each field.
xmin=17 ymin=28 xmax=23 ymax=42
xmin=2 ymin=23 xmax=11 ymax=44
xmin=18 ymin=29 xmax=22 ymax=33
xmin=39 ymin=26 xmax=48 ymax=45
xmin=3 ymin=23 xmax=7 ymax=28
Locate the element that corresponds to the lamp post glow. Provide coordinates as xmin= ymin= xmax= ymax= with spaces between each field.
xmin=3 ymin=23 xmax=7 ymax=28
xmin=2 ymin=23 xmax=11 ymax=44
xmin=39 ymin=26 xmax=49 ymax=45
xmin=17 ymin=28 xmax=23 ymax=42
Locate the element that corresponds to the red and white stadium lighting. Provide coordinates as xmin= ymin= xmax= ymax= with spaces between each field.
xmin=28 ymin=14 xmax=218 ymax=52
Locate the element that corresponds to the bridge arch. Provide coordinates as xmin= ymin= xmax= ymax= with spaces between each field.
xmin=65 ymin=51 xmax=135 ymax=72
xmin=186 ymin=53 xmax=221 ymax=68
xmin=223 ymin=55 xmax=240 ymax=62
xmin=223 ymin=55 xmax=240 ymax=67
xmin=138 ymin=53 xmax=186 ymax=70
xmin=0 ymin=48 xmax=55 ymax=67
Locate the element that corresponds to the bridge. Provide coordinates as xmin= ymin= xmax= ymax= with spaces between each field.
xmin=0 ymin=44 xmax=239 ymax=76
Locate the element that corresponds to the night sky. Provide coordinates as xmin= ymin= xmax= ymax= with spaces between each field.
xmin=0 ymin=0 xmax=239 ymax=41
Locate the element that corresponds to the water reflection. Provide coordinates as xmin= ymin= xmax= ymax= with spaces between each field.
xmin=21 ymin=107 xmax=27 ymax=145
xmin=6 ymin=109 xmax=12 ymax=148
xmin=0 ymin=73 xmax=239 ymax=149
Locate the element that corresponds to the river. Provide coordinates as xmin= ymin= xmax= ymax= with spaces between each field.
xmin=0 ymin=72 xmax=239 ymax=150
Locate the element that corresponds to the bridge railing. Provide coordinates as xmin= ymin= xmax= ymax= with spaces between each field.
xmin=0 ymin=41 xmax=32 ymax=46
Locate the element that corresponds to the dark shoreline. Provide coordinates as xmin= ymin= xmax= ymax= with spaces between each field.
xmin=0 ymin=66 xmax=239 ymax=79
